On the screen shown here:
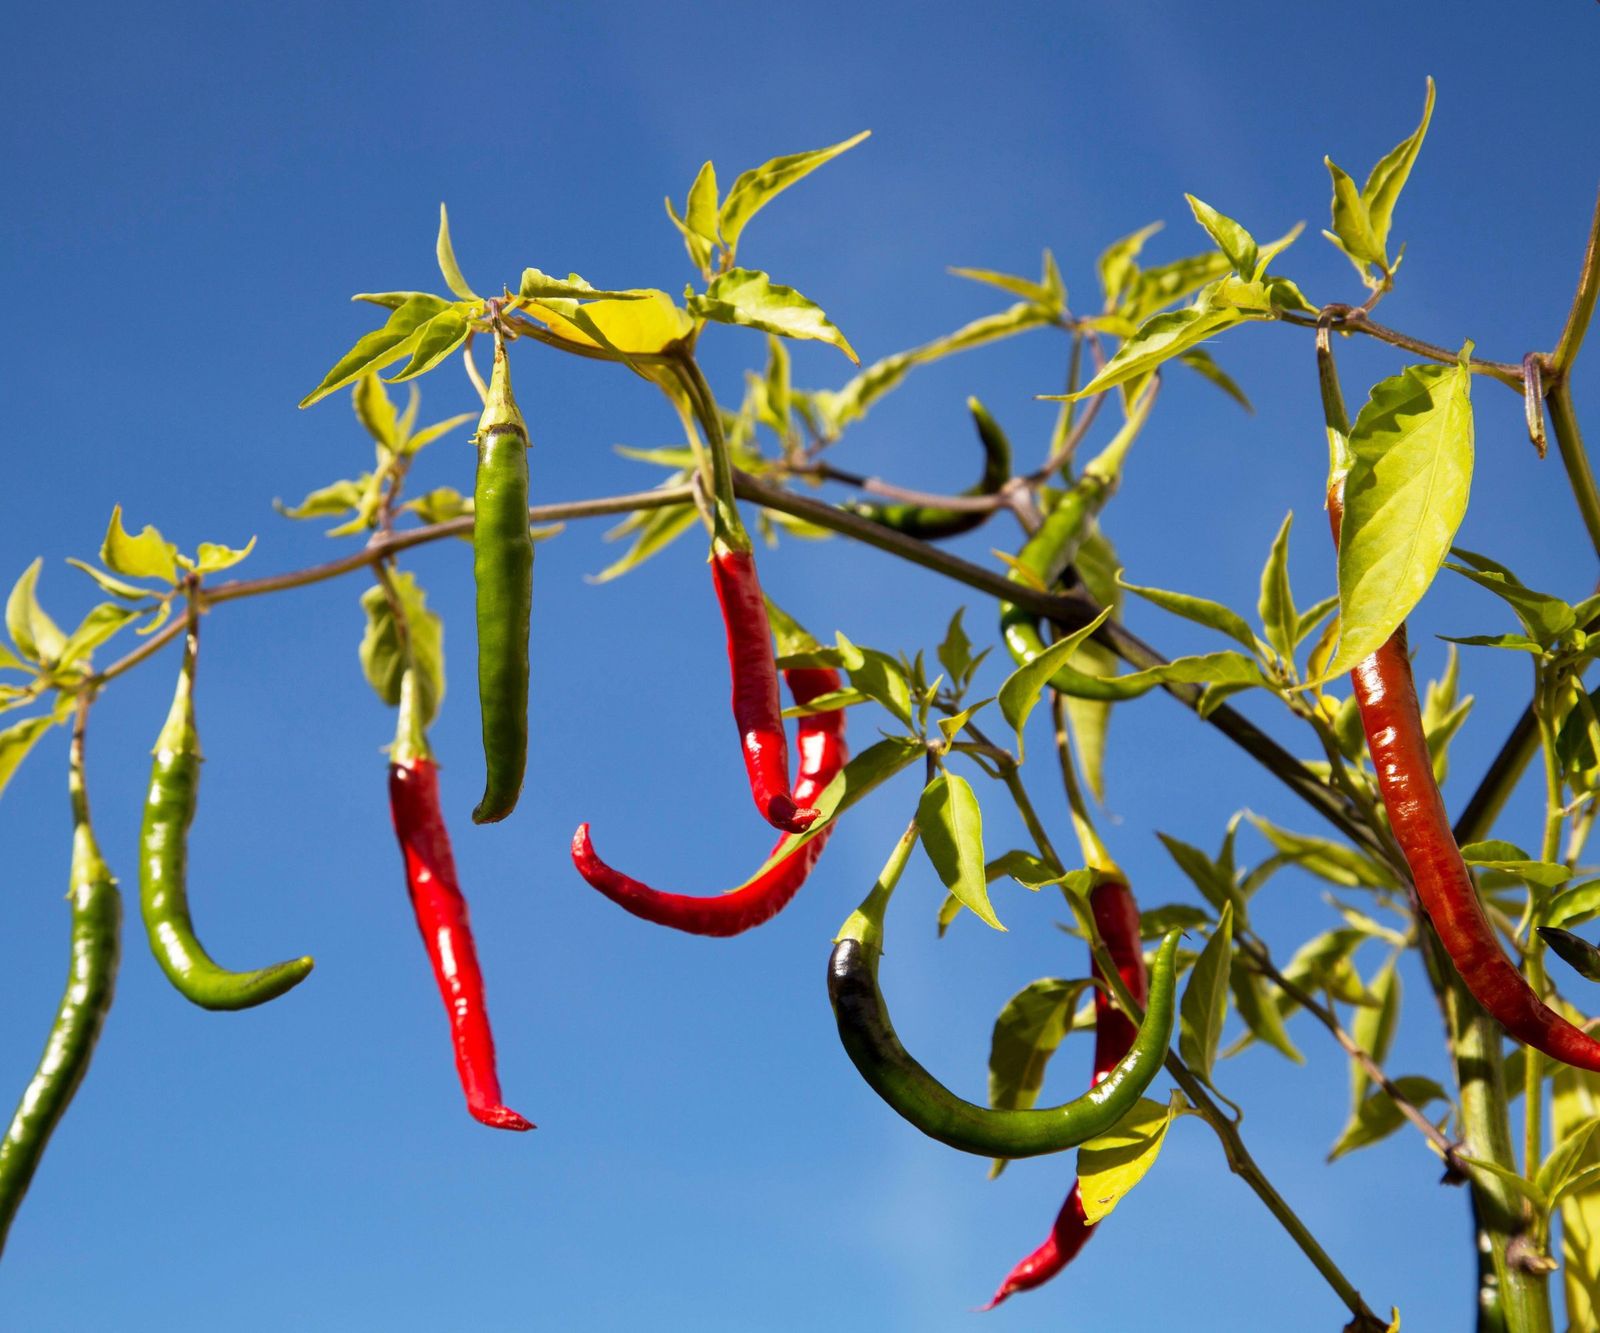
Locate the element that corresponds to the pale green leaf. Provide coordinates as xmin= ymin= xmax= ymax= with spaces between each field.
xmin=1362 ymin=77 xmax=1436 ymax=258
xmin=1347 ymin=956 xmax=1401 ymax=1115
xmin=6 ymin=559 xmax=66 ymax=664
xmin=384 ymin=307 xmax=471 ymax=384
xmin=688 ymin=268 xmax=857 ymax=363
xmin=100 ymin=506 xmax=178 ymax=584
xmin=718 ymin=130 xmax=870 ymax=253
xmin=0 ymin=714 xmax=54 ymax=802
xmin=300 ymin=294 xmax=453 ymax=407
xmin=1179 ymin=902 xmax=1233 ymax=1082
xmin=1177 ymin=348 xmax=1253 ymax=412
xmin=591 ymin=502 xmax=698 ymax=583
xmin=54 ymin=603 xmax=140 ymax=670
xmin=1229 ymin=957 xmax=1303 ymax=1064
xmin=401 ymin=412 xmax=476 ymax=456
xmin=64 ymin=559 xmax=156 ymax=602
xmin=358 ymin=571 xmax=444 ymax=726
xmin=1461 ymin=840 xmax=1572 ymax=889
xmin=194 ymin=536 xmax=256 ymax=576
xmin=352 ymin=372 xmax=399 ymax=448
xmin=1258 ymin=513 xmax=1298 ymax=664
xmin=1071 ymin=305 xmax=1247 ymax=401
xmin=435 ymin=203 xmax=479 ymax=300
xmin=1120 ymin=576 xmax=1257 ymax=650
xmin=997 ymin=608 xmax=1112 ymax=758
xmin=1330 ymin=1076 xmax=1448 ymax=1160
xmin=918 ymin=773 xmax=1001 ymax=931
xmin=1185 ymin=195 xmax=1257 ymax=278
xmin=1097 ymin=222 xmax=1163 ymax=307
xmin=1325 ymin=357 xmax=1474 ymax=679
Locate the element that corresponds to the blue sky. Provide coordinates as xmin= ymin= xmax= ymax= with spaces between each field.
xmin=3 ymin=2 xmax=1600 ymax=1328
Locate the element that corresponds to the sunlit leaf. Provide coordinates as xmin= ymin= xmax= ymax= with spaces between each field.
xmin=1078 ymin=1095 xmax=1179 ymax=1224
xmin=918 ymin=773 xmax=1001 ymax=931
xmin=689 ymin=268 xmax=857 ymax=363
xmin=435 ymin=203 xmax=479 ymax=301
xmin=718 ymin=130 xmax=870 ymax=253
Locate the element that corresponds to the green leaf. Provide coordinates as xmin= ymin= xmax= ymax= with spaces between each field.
xmin=1325 ymin=357 xmax=1474 ymax=679
xmin=1362 ymin=77 xmax=1436 ymax=260
xmin=741 ymin=738 xmax=924 ymax=882
xmin=1247 ymin=813 xmax=1396 ymax=890
xmin=1120 ymin=576 xmax=1257 ymax=651
xmin=517 ymin=269 xmax=648 ymax=302
xmin=100 ymin=506 xmax=178 ymax=584
xmin=1446 ymin=560 xmax=1576 ymax=648
xmin=384 ymin=307 xmax=471 ymax=384
xmin=63 ymin=559 xmax=156 ymax=602
xmin=1071 ymin=305 xmax=1246 ymax=401
xmin=985 ymin=849 xmax=1060 ymax=890
xmin=1294 ymin=593 xmax=1339 ymax=649
xmin=987 ymin=976 xmax=1092 ymax=1175
xmin=300 ymin=294 xmax=453 ymax=407
xmin=1538 ymin=1115 xmax=1600 ymax=1204
xmin=1329 ymin=1076 xmax=1448 ymax=1161
xmin=1177 ymin=347 xmax=1253 ymax=412
xmin=54 ymin=603 xmax=140 ymax=670
xmin=0 ymin=714 xmax=54 ymax=802
xmin=1258 ymin=513 xmax=1298 ymax=664
xmin=435 ymin=203 xmax=478 ymax=301
xmin=194 ymin=537 xmax=256 ymax=576
xmin=1141 ymin=903 xmax=1212 ymax=937
xmin=352 ymin=372 xmax=399 ymax=448
xmin=591 ymin=502 xmax=698 ymax=583
xmin=843 ymin=643 xmax=915 ymax=727
xmin=1545 ymin=879 xmax=1600 ymax=930
xmin=1157 ymin=831 xmax=1244 ymax=922
xmin=1097 ymin=221 xmax=1163 ymax=307
xmin=1179 ymin=902 xmax=1233 ymax=1082
xmin=1117 ymin=650 xmax=1270 ymax=692
xmin=997 ymin=608 xmax=1113 ymax=758
xmin=1459 ymin=1154 xmax=1549 ymax=1215
xmin=1346 ymin=956 xmax=1401 ymax=1116
xmin=949 ymin=251 xmax=1064 ymax=315
xmin=1229 ymin=955 xmax=1304 ymax=1064
xmin=1184 ymin=196 xmax=1257 ymax=279
xmin=688 ymin=269 xmax=857 ymax=363
xmin=358 ymin=572 xmax=444 ymax=727
xmin=1462 ymin=841 xmax=1572 ymax=889
xmin=401 ymin=412 xmax=476 ymax=456
xmin=1281 ymin=929 xmax=1371 ymax=1007
xmin=1078 ymin=1095 xmax=1179 ymax=1225
xmin=276 ymin=478 xmax=367 ymax=523
xmin=1324 ymin=157 xmax=1386 ymax=274
xmin=1063 ymin=639 xmax=1118 ymax=804
xmin=937 ymin=608 xmax=973 ymax=687
xmin=918 ymin=773 xmax=1001 ymax=931
xmin=1120 ymin=251 xmax=1231 ymax=324
xmin=6 ymin=559 xmax=66 ymax=665
xmin=717 ymin=130 xmax=870 ymax=254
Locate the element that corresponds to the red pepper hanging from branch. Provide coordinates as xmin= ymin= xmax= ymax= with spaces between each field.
xmin=1318 ymin=323 xmax=1600 ymax=1073
xmin=675 ymin=353 xmax=818 ymax=834
xmin=391 ymin=668 xmax=533 ymax=1131
xmin=572 ymin=667 xmax=846 ymax=935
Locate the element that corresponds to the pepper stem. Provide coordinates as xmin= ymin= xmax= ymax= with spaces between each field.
xmin=835 ymin=817 xmax=919 ymax=953
xmin=392 ymin=667 xmax=431 ymax=766
xmin=154 ymin=588 xmax=201 ymax=758
xmin=674 ymin=353 xmax=748 ymax=551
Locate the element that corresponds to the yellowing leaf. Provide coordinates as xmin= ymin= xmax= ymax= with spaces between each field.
xmin=521 ymin=290 xmax=693 ymax=356
xmin=1078 ymin=1095 xmax=1179 ymax=1224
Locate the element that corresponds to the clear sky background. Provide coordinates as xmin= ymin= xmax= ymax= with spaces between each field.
xmin=4 ymin=3 xmax=1600 ymax=1329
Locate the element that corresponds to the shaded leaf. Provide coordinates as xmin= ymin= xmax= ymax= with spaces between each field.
xmin=918 ymin=773 xmax=1001 ymax=931
xmin=1179 ymin=903 xmax=1233 ymax=1082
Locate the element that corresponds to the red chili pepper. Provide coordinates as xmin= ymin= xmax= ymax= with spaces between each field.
xmin=390 ymin=751 xmax=534 ymax=1131
xmin=981 ymin=880 xmax=1148 ymax=1310
xmin=572 ymin=668 xmax=847 ymax=936
xmin=1328 ymin=485 xmax=1600 ymax=1072
xmin=711 ymin=541 xmax=820 ymax=834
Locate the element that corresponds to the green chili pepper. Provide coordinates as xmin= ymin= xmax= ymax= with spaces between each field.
xmin=999 ymin=387 xmax=1157 ymax=702
xmin=140 ymin=610 xmax=314 ymax=1010
xmin=0 ymin=704 xmax=120 ymax=1253
xmin=827 ymin=820 xmax=1179 ymax=1158
xmin=845 ymin=397 xmax=1011 ymax=540
xmin=471 ymin=337 xmax=533 ymax=825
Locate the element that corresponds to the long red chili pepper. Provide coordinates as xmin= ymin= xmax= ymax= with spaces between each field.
xmin=981 ymin=879 xmax=1148 ymax=1310
xmin=712 ymin=541 xmax=820 ymax=835
xmin=1327 ymin=484 xmax=1600 ymax=1072
xmin=390 ymin=677 xmax=533 ymax=1130
xmin=572 ymin=668 xmax=847 ymax=936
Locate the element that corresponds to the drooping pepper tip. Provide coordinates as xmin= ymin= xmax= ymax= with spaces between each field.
xmin=768 ymin=798 xmax=820 ymax=835
xmin=470 ymin=1104 xmax=536 ymax=1132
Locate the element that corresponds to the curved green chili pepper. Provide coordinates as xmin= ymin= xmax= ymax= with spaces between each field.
xmin=827 ymin=820 xmax=1179 ymax=1158
xmin=844 ymin=397 xmax=1011 ymax=539
xmin=999 ymin=388 xmax=1157 ymax=702
xmin=0 ymin=705 xmax=120 ymax=1253
xmin=140 ymin=610 xmax=314 ymax=1010
xmin=471 ymin=337 xmax=533 ymax=825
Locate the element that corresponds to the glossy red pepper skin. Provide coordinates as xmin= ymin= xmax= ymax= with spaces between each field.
xmin=982 ymin=880 xmax=1148 ymax=1310
xmin=711 ymin=543 xmax=819 ymax=835
xmin=390 ymin=756 xmax=533 ymax=1130
xmin=572 ymin=668 xmax=846 ymax=936
xmin=1329 ymin=487 xmax=1600 ymax=1072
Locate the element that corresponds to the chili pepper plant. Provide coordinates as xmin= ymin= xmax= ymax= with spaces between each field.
xmin=6 ymin=83 xmax=1600 ymax=1331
